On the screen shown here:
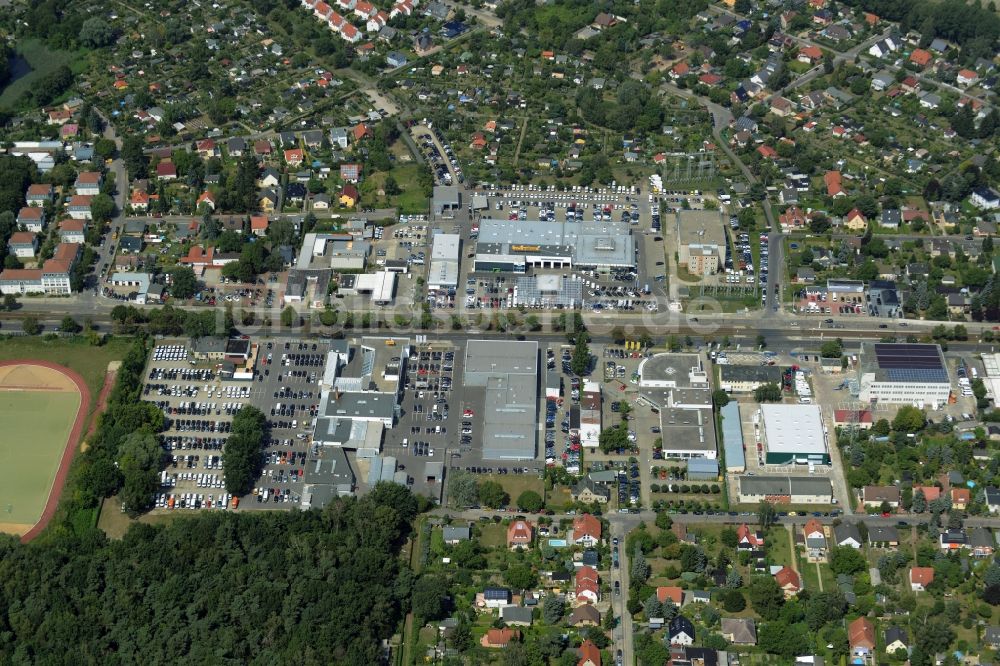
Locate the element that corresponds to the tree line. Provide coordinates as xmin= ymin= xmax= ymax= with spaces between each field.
xmin=0 ymin=483 xmax=419 ymax=664
xmin=223 ymin=406 xmax=267 ymax=495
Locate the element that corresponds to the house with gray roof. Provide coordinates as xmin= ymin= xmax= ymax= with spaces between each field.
xmin=868 ymin=525 xmax=899 ymax=547
xmin=833 ymin=522 xmax=862 ymax=549
xmin=721 ymin=618 xmax=756 ymax=645
xmin=499 ymin=606 xmax=533 ymax=626
xmin=443 ymin=525 xmax=471 ymax=544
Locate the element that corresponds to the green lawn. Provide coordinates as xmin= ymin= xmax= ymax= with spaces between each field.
xmin=479 ymin=473 xmax=545 ymax=506
xmin=0 ymin=39 xmax=81 ymax=108
xmin=0 ymin=336 xmax=130 ymax=409
xmin=479 ymin=523 xmax=507 ymax=548
xmin=361 ymin=163 xmax=430 ymax=214
xmin=766 ymin=526 xmax=793 ymax=567
xmin=0 ymin=391 xmax=80 ymax=525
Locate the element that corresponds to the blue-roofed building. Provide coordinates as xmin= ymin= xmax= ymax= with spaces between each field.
xmin=858 ymin=342 xmax=951 ymax=406
xmin=687 ymin=457 xmax=720 ymax=480
xmin=721 ymin=402 xmax=745 ymax=473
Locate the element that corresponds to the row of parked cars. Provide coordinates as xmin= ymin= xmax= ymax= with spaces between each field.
xmin=163 ymin=436 xmax=226 ymax=451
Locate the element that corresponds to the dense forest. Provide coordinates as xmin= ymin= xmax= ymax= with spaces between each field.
xmin=0 ymin=483 xmax=418 ymax=664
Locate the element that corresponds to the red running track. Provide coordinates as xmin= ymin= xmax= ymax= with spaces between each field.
xmin=0 ymin=361 xmax=100 ymax=544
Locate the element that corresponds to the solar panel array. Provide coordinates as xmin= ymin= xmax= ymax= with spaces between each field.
xmin=874 ymin=343 xmax=948 ymax=383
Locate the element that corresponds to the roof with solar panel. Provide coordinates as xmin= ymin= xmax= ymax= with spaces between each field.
xmin=866 ymin=343 xmax=948 ymax=383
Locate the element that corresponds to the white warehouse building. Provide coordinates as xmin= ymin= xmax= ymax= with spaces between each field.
xmin=857 ymin=342 xmax=951 ymax=406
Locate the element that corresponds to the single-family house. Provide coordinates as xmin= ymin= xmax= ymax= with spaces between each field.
xmin=568 ymin=604 xmax=600 ymax=627
xmin=575 ymin=566 xmax=599 ymax=604
xmin=862 ymin=485 xmax=899 ymax=508
xmin=258 ymin=189 xmax=279 ymax=213
xmin=572 ymin=514 xmax=602 ymax=546
xmin=824 ymin=170 xmax=845 ymax=197
xmin=25 ymin=184 xmax=54 ymax=206
xmin=156 ymin=161 xmax=177 ymax=180
xmin=721 ymin=618 xmax=757 ymax=645
xmin=849 ymin=617 xmax=876 ymax=658
xmin=499 ymin=606 xmax=533 ymax=627
xmin=868 ymin=526 xmax=899 ymax=548
xmin=577 ymin=639 xmax=601 ymax=666
xmin=910 ymin=49 xmax=932 ymax=67
xmin=656 ymin=586 xmax=684 ymax=606
xmin=939 ymin=529 xmax=968 ymax=550
xmin=737 ymin=524 xmax=764 ymax=550
xmin=957 ymin=69 xmax=979 ymax=86
xmin=969 ymin=527 xmax=994 ymax=558
xmin=196 ymin=191 xmax=216 ymax=211
xmin=196 ymin=139 xmax=218 ymax=158
xmin=250 ymin=216 xmax=269 ymax=237
xmin=910 ymin=567 xmax=934 ymax=591
xmin=507 ymin=520 xmax=533 ymax=549
xmin=885 ymin=627 xmax=909 ymax=655
xmin=668 ymin=616 xmax=695 ymax=646
xmin=480 ymin=628 xmax=520 ymax=648
xmin=482 ymin=586 xmax=512 ymax=609
xmin=340 ymin=163 xmax=362 ymax=183
xmin=833 ymin=523 xmax=863 ymax=549
xmin=971 ymin=187 xmax=1000 ymax=210
xmin=774 ymin=566 xmax=801 ymax=598
xmin=441 ymin=524 xmax=470 ymax=545
xmin=803 ymin=519 xmax=827 ymax=557
xmin=985 ymin=626 xmax=1000 ymax=650
xmin=340 ymin=184 xmax=359 ymax=207
xmin=844 ymin=208 xmax=867 ymax=231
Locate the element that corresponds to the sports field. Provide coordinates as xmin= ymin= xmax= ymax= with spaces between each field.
xmin=0 ymin=363 xmax=86 ymax=535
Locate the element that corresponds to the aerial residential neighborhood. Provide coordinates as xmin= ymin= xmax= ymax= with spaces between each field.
xmin=1 ymin=0 xmax=1000 ymax=663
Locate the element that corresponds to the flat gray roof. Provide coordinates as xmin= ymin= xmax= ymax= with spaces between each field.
xmin=720 ymin=402 xmax=745 ymax=471
xmin=464 ymin=340 xmax=538 ymax=382
xmin=481 ymin=374 xmax=537 ymax=460
xmin=720 ymin=364 xmax=783 ymax=383
xmin=739 ymin=475 xmax=832 ymax=497
xmin=465 ymin=340 xmax=538 ymax=461
xmin=677 ymin=210 xmax=726 ymax=248
xmin=660 ymin=407 xmax=716 ymax=454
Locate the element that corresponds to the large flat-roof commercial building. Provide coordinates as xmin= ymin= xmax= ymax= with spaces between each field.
xmin=759 ymin=403 xmax=830 ymax=465
xmin=638 ymin=353 xmax=716 ymax=459
xmin=464 ymin=340 xmax=539 ymax=461
xmin=312 ymin=337 xmax=410 ymax=442
xmin=473 ymin=219 xmax=635 ymax=273
xmin=638 ymin=353 xmax=712 ymax=409
xmin=737 ymin=475 xmax=833 ymax=504
xmin=428 ymin=233 xmax=460 ymax=291
xmin=857 ymin=342 xmax=951 ymax=405
xmin=676 ymin=210 xmax=726 ymax=276
xmin=297 ymin=233 xmax=370 ymax=271
xmin=659 ymin=406 xmax=717 ymax=460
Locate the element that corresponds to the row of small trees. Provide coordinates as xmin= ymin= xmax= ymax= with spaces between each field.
xmin=650 ymin=483 xmax=721 ymax=494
